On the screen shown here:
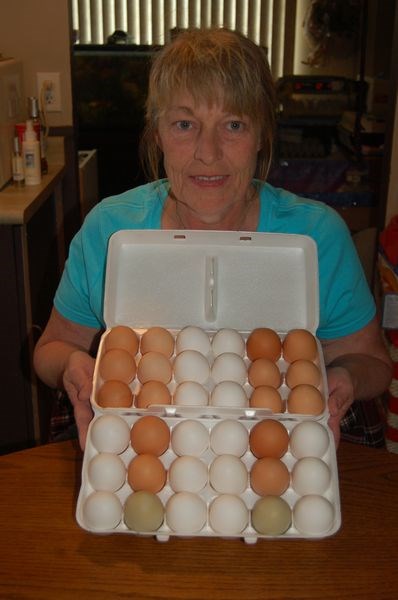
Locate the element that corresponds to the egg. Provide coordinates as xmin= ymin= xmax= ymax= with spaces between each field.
xmin=249 ymin=386 xmax=283 ymax=412
xmin=287 ymin=384 xmax=325 ymax=415
xmin=176 ymin=326 xmax=211 ymax=356
xmin=88 ymin=452 xmax=126 ymax=492
xmin=289 ymin=421 xmax=330 ymax=459
xmin=173 ymin=350 xmax=210 ymax=385
xmin=251 ymin=496 xmax=292 ymax=535
xmin=209 ymin=454 xmax=248 ymax=494
xmin=293 ymin=494 xmax=335 ymax=535
xmin=248 ymin=358 xmax=281 ymax=389
xmin=137 ymin=351 xmax=172 ymax=384
xmin=291 ymin=457 xmax=331 ymax=495
xmin=135 ymin=381 xmax=171 ymax=408
xmin=130 ymin=415 xmax=170 ymax=456
xmin=246 ymin=328 xmax=282 ymax=361
xmin=211 ymin=328 xmax=245 ymax=357
xmin=104 ymin=325 xmax=139 ymax=356
xmin=250 ymin=457 xmax=290 ymax=496
xmin=209 ymin=494 xmax=249 ymax=535
xmin=210 ymin=419 xmax=249 ymax=457
xmin=124 ymin=490 xmax=164 ymax=532
xmin=173 ymin=381 xmax=209 ymax=406
xmin=96 ymin=380 xmax=133 ymax=408
xmin=90 ymin=414 xmax=131 ymax=454
xmin=249 ymin=419 xmax=289 ymax=458
xmin=166 ymin=492 xmax=207 ymax=533
xmin=168 ymin=456 xmax=208 ymax=493
xmin=82 ymin=491 xmax=123 ymax=531
xmin=285 ymin=359 xmax=321 ymax=388
xmin=210 ymin=381 xmax=248 ymax=408
xmin=99 ymin=348 xmax=137 ymax=383
xmin=211 ymin=353 xmax=247 ymax=385
xmin=140 ymin=326 xmax=175 ymax=357
xmin=283 ymin=329 xmax=318 ymax=363
xmin=171 ymin=419 xmax=209 ymax=457
xmin=127 ymin=453 xmax=167 ymax=493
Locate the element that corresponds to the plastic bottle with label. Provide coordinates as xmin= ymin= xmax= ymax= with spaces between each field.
xmin=11 ymin=135 xmax=25 ymax=187
xmin=22 ymin=120 xmax=42 ymax=185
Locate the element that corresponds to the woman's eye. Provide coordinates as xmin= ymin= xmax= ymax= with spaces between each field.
xmin=227 ymin=121 xmax=244 ymax=132
xmin=176 ymin=120 xmax=192 ymax=130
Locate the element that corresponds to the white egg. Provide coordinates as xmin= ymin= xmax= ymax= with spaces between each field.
xmin=173 ymin=381 xmax=209 ymax=406
xmin=289 ymin=420 xmax=330 ymax=459
xmin=211 ymin=328 xmax=245 ymax=357
xmin=176 ymin=326 xmax=211 ymax=356
xmin=209 ymin=455 xmax=248 ymax=494
xmin=210 ymin=381 xmax=248 ymax=408
xmin=90 ymin=414 xmax=130 ymax=454
xmin=293 ymin=494 xmax=335 ymax=535
xmin=173 ymin=350 xmax=210 ymax=385
xmin=211 ymin=353 xmax=247 ymax=385
xmin=210 ymin=419 xmax=249 ymax=457
xmin=168 ymin=456 xmax=208 ymax=493
xmin=88 ymin=452 xmax=126 ymax=492
xmin=291 ymin=457 xmax=331 ymax=496
xmin=171 ymin=419 xmax=209 ymax=457
xmin=166 ymin=492 xmax=207 ymax=533
xmin=82 ymin=491 xmax=123 ymax=531
xmin=209 ymin=494 xmax=249 ymax=535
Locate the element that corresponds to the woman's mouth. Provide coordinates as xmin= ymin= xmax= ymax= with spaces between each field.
xmin=190 ymin=175 xmax=227 ymax=186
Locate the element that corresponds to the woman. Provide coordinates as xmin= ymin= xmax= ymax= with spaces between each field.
xmin=34 ymin=28 xmax=392 ymax=449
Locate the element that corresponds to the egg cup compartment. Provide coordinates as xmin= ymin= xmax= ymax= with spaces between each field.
xmin=76 ymin=410 xmax=341 ymax=542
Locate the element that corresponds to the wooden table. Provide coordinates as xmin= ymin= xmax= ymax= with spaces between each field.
xmin=0 ymin=440 xmax=397 ymax=600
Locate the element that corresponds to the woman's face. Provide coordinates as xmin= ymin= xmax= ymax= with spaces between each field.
xmin=156 ymin=90 xmax=261 ymax=227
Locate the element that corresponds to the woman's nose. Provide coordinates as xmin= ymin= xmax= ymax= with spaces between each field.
xmin=194 ymin=128 xmax=222 ymax=164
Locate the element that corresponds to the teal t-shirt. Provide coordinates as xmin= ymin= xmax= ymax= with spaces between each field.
xmin=54 ymin=179 xmax=375 ymax=339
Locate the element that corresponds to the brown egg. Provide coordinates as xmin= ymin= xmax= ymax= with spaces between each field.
xmin=285 ymin=359 xmax=321 ymax=389
xmin=287 ymin=384 xmax=325 ymax=415
xmin=248 ymin=358 xmax=281 ymax=389
xmin=99 ymin=348 xmax=137 ymax=383
xmin=250 ymin=457 xmax=290 ymax=496
xmin=96 ymin=380 xmax=133 ymax=408
xmin=249 ymin=419 xmax=289 ymax=458
xmin=130 ymin=415 xmax=170 ymax=456
xmin=104 ymin=325 xmax=139 ymax=356
xmin=127 ymin=454 xmax=167 ymax=493
xmin=249 ymin=386 xmax=284 ymax=412
xmin=137 ymin=351 xmax=172 ymax=384
xmin=140 ymin=327 xmax=175 ymax=357
xmin=282 ymin=329 xmax=318 ymax=363
xmin=135 ymin=381 xmax=171 ymax=408
xmin=246 ymin=328 xmax=282 ymax=362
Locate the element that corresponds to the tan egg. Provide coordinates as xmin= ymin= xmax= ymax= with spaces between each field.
xmin=137 ymin=351 xmax=172 ymax=384
xmin=96 ymin=380 xmax=133 ymax=408
xmin=140 ymin=327 xmax=175 ymax=357
xmin=99 ymin=348 xmax=137 ymax=383
xmin=248 ymin=358 xmax=281 ymax=389
xmin=104 ymin=325 xmax=139 ymax=356
xmin=135 ymin=381 xmax=171 ymax=408
xmin=285 ymin=359 xmax=321 ymax=389
xmin=246 ymin=328 xmax=282 ymax=362
xmin=287 ymin=384 xmax=325 ymax=416
xmin=250 ymin=457 xmax=290 ymax=496
xmin=130 ymin=415 xmax=170 ymax=456
xmin=249 ymin=419 xmax=289 ymax=458
xmin=127 ymin=454 xmax=167 ymax=493
xmin=282 ymin=329 xmax=318 ymax=363
xmin=249 ymin=385 xmax=284 ymax=412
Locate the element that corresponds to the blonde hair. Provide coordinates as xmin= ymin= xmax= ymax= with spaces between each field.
xmin=140 ymin=28 xmax=276 ymax=181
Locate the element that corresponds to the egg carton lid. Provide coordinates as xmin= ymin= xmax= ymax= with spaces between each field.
xmin=103 ymin=230 xmax=319 ymax=334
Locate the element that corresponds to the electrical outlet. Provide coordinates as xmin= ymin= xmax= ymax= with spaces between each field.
xmin=37 ymin=72 xmax=62 ymax=112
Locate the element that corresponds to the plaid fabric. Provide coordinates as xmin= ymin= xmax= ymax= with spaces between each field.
xmin=49 ymin=391 xmax=77 ymax=442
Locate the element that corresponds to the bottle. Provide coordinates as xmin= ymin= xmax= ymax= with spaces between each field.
xmin=11 ymin=135 xmax=25 ymax=187
xmin=27 ymin=96 xmax=48 ymax=174
xmin=22 ymin=120 xmax=42 ymax=185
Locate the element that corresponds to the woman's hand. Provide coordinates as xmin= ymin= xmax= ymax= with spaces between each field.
xmin=326 ymin=365 xmax=355 ymax=447
xmin=63 ymin=350 xmax=96 ymax=449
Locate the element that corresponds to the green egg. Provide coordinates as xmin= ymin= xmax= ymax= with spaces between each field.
xmin=251 ymin=496 xmax=291 ymax=535
xmin=124 ymin=491 xmax=164 ymax=532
